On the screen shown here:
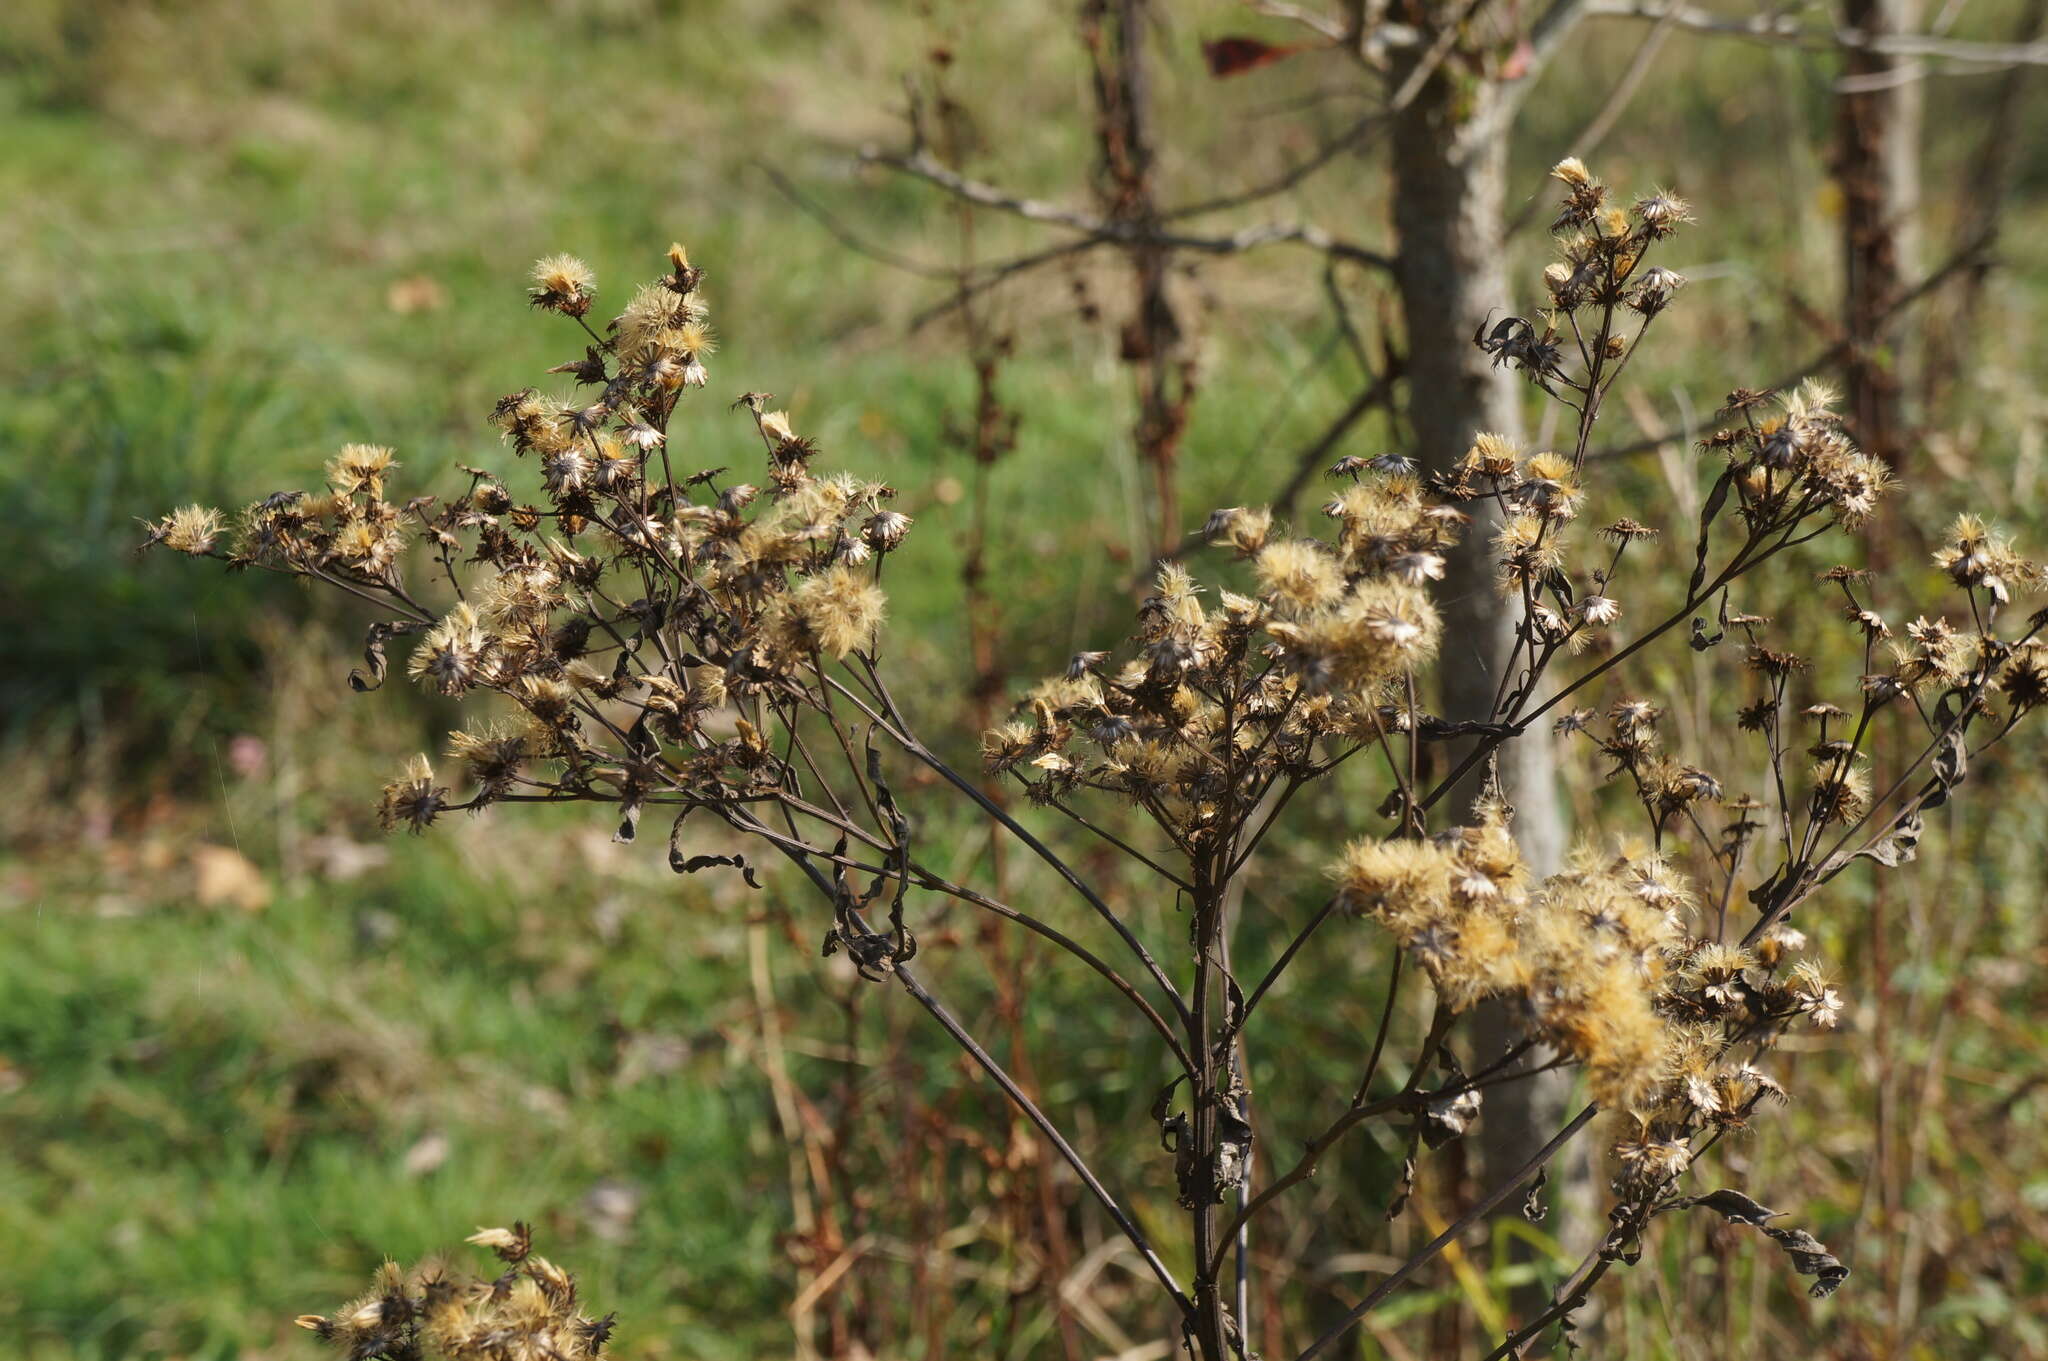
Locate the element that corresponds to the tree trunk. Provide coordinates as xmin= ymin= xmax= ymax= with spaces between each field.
xmin=1390 ymin=62 xmax=1566 ymax=866
xmin=1837 ymin=0 xmax=1921 ymax=473
xmin=1082 ymin=0 xmax=1193 ymax=556
xmin=1389 ymin=41 xmax=1574 ymax=1318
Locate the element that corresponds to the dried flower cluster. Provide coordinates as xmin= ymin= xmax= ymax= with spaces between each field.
xmin=152 ymin=245 xmax=912 ymax=861
xmin=982 ymin=481 xmax=1453 ymax=840
xmin=293 ymin=1225 xmax=615 ymax=1361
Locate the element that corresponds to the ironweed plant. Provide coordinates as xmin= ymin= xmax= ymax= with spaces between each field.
xmin=149 ymin=165 xmax=2046 ymax=1360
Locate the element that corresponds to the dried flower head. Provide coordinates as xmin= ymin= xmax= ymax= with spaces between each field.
xmin=296 ymin=1226 xmax=613 ymax=1359
xmin=378 ymin=754 xmax=448 ymax=835
xmin=144 ymin=504 xmax=225 ymax=555
xmin=530 ymin=254 xmax=597 ymax=318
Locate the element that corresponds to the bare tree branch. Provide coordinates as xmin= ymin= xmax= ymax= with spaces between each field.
xmin=861 ymin=147 xmax=1397 ymax=271
xmin=1507 ymin=4 xmax=1676 ymax=236
xmin=756 ymin=161 xmax=954 ymax=281
xmin=1583 ymin=0 xmax=2048 ymax=65
xmin=1269 ymin=366 xmax=1402 ymax=513
xmin=1521 ymin=0 xmax=1597 ymax=85
xmin=1162 ymin=110 xmax=1389 ymax=220
xmin=1247 ymin=0 xmax=1351 ymax=43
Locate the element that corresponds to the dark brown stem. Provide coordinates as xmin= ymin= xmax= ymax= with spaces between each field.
xmin=1294 ymin=1105 xmax=1600 ymax=1360
xmin=742 ymin=813 xmax=1196 ymax=1317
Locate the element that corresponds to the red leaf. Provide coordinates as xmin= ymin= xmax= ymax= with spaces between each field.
xmin=1202 ymin=35 xmax=1307 ymax=79
xmin=1498 ymin=38 xmax=1535 ymax=80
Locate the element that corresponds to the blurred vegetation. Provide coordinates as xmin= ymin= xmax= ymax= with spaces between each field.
xmin=2 ymin=0 xmax=2046 ymax=1358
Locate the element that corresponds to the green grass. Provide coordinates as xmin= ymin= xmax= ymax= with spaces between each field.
xmin=5 ymin=0 xmax=2048 ymax=1357
xmin=0 ymin=823 xmax=788 ymax=1359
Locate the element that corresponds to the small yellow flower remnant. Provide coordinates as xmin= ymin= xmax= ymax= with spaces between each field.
xmin=529 ymin=253 xmax=596 ymax=317
xmin=1752 ymin=923 xmax=1807 ymax=968
xmin=982 ymin=721 xmax=1036 ymax=773
xmin=510 ymin=675 xmax=577 ymax=728
xmin=409 ymin=602 xmax=493 ymax=697
xmin=1204 ymin=505 xmax=1273 ymax=558
xmin=1253 ymin=540 xmax=1344 ymax=613
xmin=1998 ymin=642 xmax=2048 ymax=711
xmin=297 ymin=1225 xmax=617 ymax=1359
xmin=328 ymin=442 xmax=399 ymax=497
xmin=332 ymin=517 xmax=403 ymax=576
xmin=1628 ymin=265 xmax=1686 ymax=316
xmin=1933 ymin=513 xmax=2036 ymax=606
xmin=1613 ymin=1122 xmax=1693 ymax=1189
xmin=1549 ymin=157 xmax=1607 ymax=233
xmin=377 ymin=754 xmax=447 ymax=835
xmin=1493 ymin=514 xmax=1566 ymax=594
xmin=1631 ymin=188 xmax=1693 ymax=238
xmin=756 ymin=408 xmax=796 ymax=445
xmin=1332 ymin=836 xmax=1460 ymax=922
xmin=1806 ymin=757 xmax=1869 ymax=825
xmin=1517 ymin=451 xmax=1581 ymax=520
xmin=1890 ymin=615 xmax=1969 ymax=691
xmin=1551 ymin=156 xmax=1592 ymax=187
xmin=669 ymin=319 xmax=715 ymax=359
xmin=785 ymin=564 xmax=887 ymax=658
xmin=1464 ymin=431 xmax=1522 ymax=480
xmin=622 ymin=298 xmax=711 ymax=386
xmin=1788 ymin=961 xmax=1843 ymax=1028
xmin=1315 ymin=579 xmax=1442 ymax=687
xmin=445 ymin=721 xmax=527 ymax=805
xmin=1683 ymin=943 xmax=1755 ymax=1013
xmin=465 ymin=1223 xmax=533 ymax=1260
xmin=1579 ymin=593 xmax=1621 ymax=627
xmin=862 ymin=509 xmax=914 ymax=555
xmin=146 ymin=504 xmax=225 ymax=555
xmin=1696 ymin=1064 xmax=1787 ymax=1130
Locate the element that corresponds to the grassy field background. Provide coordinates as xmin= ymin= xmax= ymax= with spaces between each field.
xmin=4 ymin=1 xmax=2048 ymax=1357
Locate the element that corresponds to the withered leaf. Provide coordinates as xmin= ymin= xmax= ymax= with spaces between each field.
xmin=673 ymin=852 xmax=760 ymax=889
xmin=1386 ymin=1146 xmax=1418 ymax=1221
xmin=1765 ymin=1226 xmax=1851 ymax=1297
xmin=665 ymin=809 xmax=761 ymax=888
xmin=1690 ymin=589 xmax=1731 ymax=651
xmin=1856 ymin=811 xmax=1922 ymax=868
xmin=1682 ymin=1188 xmax=1850 ymax=1298
xmin=348 ymin=621 xmax=416 ymax=692
xmin=1687 ymin=471 xmax=1734 ymax=602
xmin=1687 ymin=1188 xmax=1775 ymax=1225
xmin=1214 ymin=1088 xmax=1254 ymax=1194
xmin=1931 ymin=729 xmax=1967 ymax=795
xmin=1200 ymin=36 xmax=1306 ymax=79
xmin=1418 ymin=1088 xmax=1482 ymax=1149
xmin=665 ymin=807 xmax=696 ymax=873
xmin=1522 ymin=1167 xmax=1549 ymax=1223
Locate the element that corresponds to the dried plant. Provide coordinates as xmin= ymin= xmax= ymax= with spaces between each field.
xmin=292 ymin=1225 xmax=615 ymax=1361
xmin=147 ymin=165 xmax=2045 ymax=1360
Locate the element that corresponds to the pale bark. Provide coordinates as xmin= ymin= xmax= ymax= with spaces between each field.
xmin=1390 ymin=37 xmax=1576 ymax=1315
xmin=1390 ymin=73 xmax=1568 ymax=865
xmin=1928 ymin=0 xmax=2044 ymax=408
